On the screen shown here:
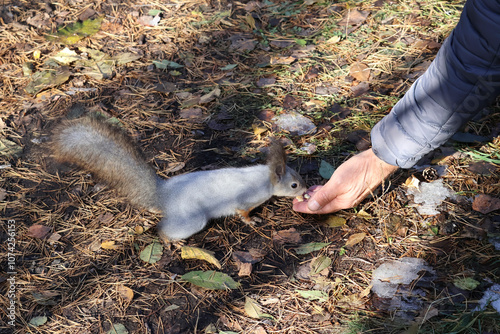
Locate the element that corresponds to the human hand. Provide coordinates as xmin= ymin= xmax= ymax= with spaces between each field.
xmin=293 ymin=148 xmax=398 ymax=214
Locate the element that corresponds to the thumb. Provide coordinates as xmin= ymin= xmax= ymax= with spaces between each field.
xmin=307 ymin=185 xmax=337 ymax=212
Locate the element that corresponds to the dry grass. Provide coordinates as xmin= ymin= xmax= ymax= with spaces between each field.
xmin=1 ymin=0 xmax=499 ymax=333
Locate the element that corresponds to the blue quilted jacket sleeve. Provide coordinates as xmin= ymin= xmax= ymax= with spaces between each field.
xmin=371 ymin=0 xmax=500 ymax=168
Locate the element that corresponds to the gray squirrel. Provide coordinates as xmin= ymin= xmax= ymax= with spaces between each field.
xmin=52 ymin=116 xmax=306 ymax=241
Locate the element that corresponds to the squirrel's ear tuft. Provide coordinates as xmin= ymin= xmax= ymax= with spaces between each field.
xmin=267 ymin=138 xmax=287 ymax=184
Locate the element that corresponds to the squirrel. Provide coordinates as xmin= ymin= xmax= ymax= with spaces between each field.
xmin=51 ymin=115 xmax=307 ymax=241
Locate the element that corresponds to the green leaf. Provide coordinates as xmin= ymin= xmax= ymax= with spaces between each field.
xmin=29 ymin=316 xmax=48 ymax=327
xmin=296 ymin=289 xmax=328 ymax=302
xmin=453 ymin=277 xmax=480 ymax=291
xmin=220 ymin=64 xmax=238 ymax=71
xmin=295 ymin=39 xmax=307 ymax=46
xmin=310 ymin=256 xmax=332 ymax=275
xmin=46 ymin=17 xmax=103 ymax=45
xmin=319 ymin=160 xmax=335 ymax=179
xmin=25 ymin=67 xmax=71 ymax=95
xmin=153 ymin=60 xmax=184 ymax=69
xmin=148 ymin=9 xmax=163 ymax=16
xmin=181 ymin=270 xmax=240 ymax=290
xmin=107 ymin=323 xmax=129 ymax=334
xmin=139 ymin=242 xmax=163 ymax=264
xmin=294 ymin=242 xmax=331 ymax=255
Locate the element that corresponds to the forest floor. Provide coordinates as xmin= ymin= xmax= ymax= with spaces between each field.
xmin=1 ymin=0 xmax=499 ymax=333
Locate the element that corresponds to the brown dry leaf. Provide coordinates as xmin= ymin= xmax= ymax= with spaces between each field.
xmin=269 ymin=55 xmax=295 ymax=65
xmin=252 ymin=123 xmax=267 ymax=138
xmin=283 ymin=94 xmax=301 ymax=109
xmin=47 ymin=233 xmax=62 ymax=243
xmin=472 ymin=194 xmax=500 ymax=214
xmin=257 ymin=77 xmax=276 ymax=87
xmin=326 ymin=35 xmax=341 ymax=44
xmin=117 ymin=285 xmax=134 ymax=303
xmin=98 ymin=212 xmax=114 ymax=224
xmin=237 ymin=262 xmax=253 ymax=277
xmin=89 ymin=239 xmax=101 ymax=252
xmin=359 ymin=284 xmax=373 ymax=298
xmin=27 ymin=225 xmax=51 ymax=239
xmin=254 ymin=326 xmax=267 ymax=334
xmin=199 ymin=87 xmax=221 ymax=104
xmin=101 ymin=240 xmax=120 ymax=250
xmin=338 ymin=9 xmax=370 ymax=26
xmin=179 ymin=108 xmax=206 ymax=123
xmin=273 ymin=228 xmax=302 ymax=244
xmin=345 ymin=232 xmax=366 ymax=247
xmin=350 ymin=62 xmax=370 ymax=81
xmin=351 ymin=82 xmax=370 ymax=96
xmin=232 ymin=250 xmax=264 ymax=264
xmin=404 ymin=175 xmax=420 ymax=189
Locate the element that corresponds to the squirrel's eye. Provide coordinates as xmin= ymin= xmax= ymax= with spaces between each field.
xmin=291 ymin=183 xmax=298 ymax=189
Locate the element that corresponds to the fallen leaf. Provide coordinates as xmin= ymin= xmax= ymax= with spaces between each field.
xmin=47 ymin=233 xmax=62 ymax=243
xmin=51 ymin=47 xmax=81 ymax=65
xmin=244 ymin=297 xmax=274 ymax=319
xmin=25 ymin=67 xmax=71 ymax=95
xmin=283 ymin=94 xmax=301 ymax=110
xmin=139 ymin=242 xmax=163 ymax=264
xmin=237 ymin=262 xmax=253 ymax=276
xmin=32 ymin=291 xmax=58 ymax=306
xmin=27 ymin=225 xmax=51 ymax=239
xmin=221 ymin=64 xmax=238 ymax=71
xmin=338 ymin=9 xmax=370 ymax=26
xmin=29 ymin=316 xmax=48 ymax=327
xmin=153 ymin=60 xmax=184 ymax=70
xmin=269 ymin=55 xmax=296 ymax=65
xmin=357 ymin=209 xmax=373 ymax=219
xmin=232 ymin=250 xmax=264 ymax=264
xmin=257 ymin=77 xmax=276 ymax=87
xmin=345 ymin=232 xmax=366 ymax=247
xmin=0 ymin=188 xmax=6 ymax=201
xmin=107 ymin=323 xmax=128 ymax=334
xmin=472 ymin=194 xmax=500 ymax=214
xmin=117 ymin=285 xmax=134 ymax=303
xmin=273 ymin=228 xmax=302 ymax=244
xmin=46 ymin=17 xmax=103 ymax=44
xmin=199 ymin=87 xmax=221 ymax=104
xmin=326 ymin=35 xmax=341 ymax=44
xmin=324 ymin=215 xmax=346 ymax=227
xmin=294 ymin=242 xmax=331 ymax=255
xmin=349 ymin=62 xmax=370 ymax=81
xmin=310 ymin=256 xmax=332 ymax=275
xmin=101 ymin=240 xmax=120 ymax=250
xmin=351 ymin=81 xmax=370 ymax=96
xmin=179 ymin=108 xmax=206 ymax=123
xmin=296 ymin=289 xmax=328 ymax=302
xmin=404 ymin=175 xmax=420 ymax=189
xmin=453 ymin=277 xmax=480 ymax=291
xmin=181 ymin=270 xmax=240 ymax=290
xmin=181 ymin=246 xmax=222 ymax=269
xmin=112 ymin=52 xmax=142 ymax=65
xmin=273 ymin=111 xmax=317 ymax=136
xmin=137 ymin=14 xmax=161 ymax=27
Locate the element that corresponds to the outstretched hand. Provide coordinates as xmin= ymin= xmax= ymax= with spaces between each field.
xmin=293 ymin=148 xmax=398 ymax=214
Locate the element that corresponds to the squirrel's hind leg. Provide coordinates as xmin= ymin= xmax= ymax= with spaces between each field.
xmin=157 ymin=215 xmax=208 ymax=241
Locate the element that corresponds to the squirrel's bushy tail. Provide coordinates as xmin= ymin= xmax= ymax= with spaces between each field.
xmin=52 ymin=116 xmax=160 ymax=212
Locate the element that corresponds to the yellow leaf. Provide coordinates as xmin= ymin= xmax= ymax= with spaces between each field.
xmin=181 ymin=246 xmax=222 ymax=269
xmin=117 ymin=285 xmax=134 ymax=303
xmin=245 ymin=15 xmax=256 ymax=29
xmin=326 ymin=35 xmax=341 ymax=44
xmin=345 ymin=232 xmax=366 ymax=247
xmin=33 ymin=50 xmax=41 ymax=60
xmin=101 ymin=240 xmax=120 ymax=250
xmin=325 ymin=215 xmax=346 ymax=227
xmin=356 ymin=209 xmax=373 ymax=220
xmin=404 ymin=175 xmax=420 ymax=189
xmin=252 ymin=123 xmax=267 ymax=138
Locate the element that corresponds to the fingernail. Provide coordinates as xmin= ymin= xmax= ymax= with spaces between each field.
xmin=307 ymin=199 xmax=321 ymax=211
